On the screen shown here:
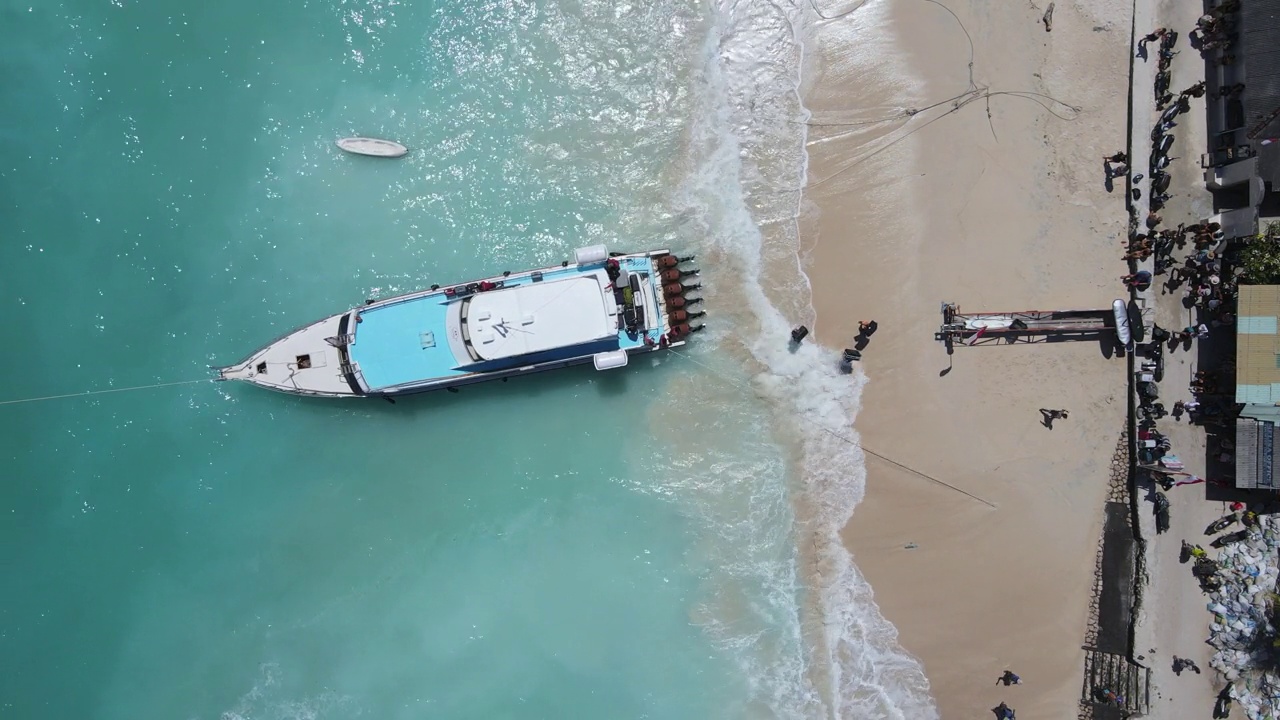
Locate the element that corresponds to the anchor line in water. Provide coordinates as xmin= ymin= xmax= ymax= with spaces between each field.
xmin=0 ymin=351 xmax=994 ymax=506
xmin=666 ymin=348 xmax=997 ymax=509
xmin=0 ymin=378 xmax=213 ymax=406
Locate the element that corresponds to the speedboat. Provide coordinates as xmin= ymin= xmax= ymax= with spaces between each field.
xmin=335 ymin=137 xmax=408 ymax=158
xmin=215 ymin=246 xmax=705 ymax=398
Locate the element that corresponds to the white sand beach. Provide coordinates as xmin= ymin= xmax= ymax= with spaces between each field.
xmin=799 ymin=0 xmax=1141 ymax=714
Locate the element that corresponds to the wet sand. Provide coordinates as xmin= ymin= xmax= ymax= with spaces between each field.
xmin=800 ymin=0 xmax=1134 ymax=715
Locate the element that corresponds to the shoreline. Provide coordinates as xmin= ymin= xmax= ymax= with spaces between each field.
xmin=798 ymin=0 xmax=1134 ymax=715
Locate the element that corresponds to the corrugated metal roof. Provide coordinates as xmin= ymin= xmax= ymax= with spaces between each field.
xmin=1241 ymin=0 xmax=1280 ymax=184
xmin=1238 ymin=418 xmax=1258 ymax=489
xmin=1235 ymin=417 xmax=1280 ymax=489
xmin=1236 ymin=286 xmax=1280 ymax=402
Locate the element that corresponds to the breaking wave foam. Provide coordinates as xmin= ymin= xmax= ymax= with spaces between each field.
xmin=667 ymin=0 xmax=940 ymax=716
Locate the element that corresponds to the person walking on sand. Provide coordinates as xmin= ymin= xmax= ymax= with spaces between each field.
xmin=1039 ymin=408 xmax=1068 ymax=428
xmin=997 ymin=670 xmax=1022 ymax=686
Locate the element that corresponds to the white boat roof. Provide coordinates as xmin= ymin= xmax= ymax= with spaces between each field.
xmin=466 ymin=273 xmax=614 ymax=360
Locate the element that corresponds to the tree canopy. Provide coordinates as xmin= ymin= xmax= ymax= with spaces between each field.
xmin=1240 ymin=222 xmax=1280 ymax=285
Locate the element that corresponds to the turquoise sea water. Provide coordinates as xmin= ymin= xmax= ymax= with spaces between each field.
xmin=1 ymin=0 xmax=938 ymax=717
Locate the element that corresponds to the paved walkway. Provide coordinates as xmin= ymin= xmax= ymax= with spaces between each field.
xmin=1124 ymin=0 xmax=1226 ymax=717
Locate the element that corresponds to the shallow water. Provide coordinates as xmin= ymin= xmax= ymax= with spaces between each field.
xmin=0 ymin=0 xmax=933 ymax=717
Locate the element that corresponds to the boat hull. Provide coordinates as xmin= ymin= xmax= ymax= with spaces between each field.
xmin=336 ymin=137 xmax=408 ymax=158
xmin=216 ymin=249 xmax=697 ymax=398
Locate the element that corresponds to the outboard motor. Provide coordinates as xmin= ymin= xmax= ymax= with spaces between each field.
xmin=790 ymin=326 xmax=809 ymax=345
xmin=664 ymin=282 xmax=700 ymax=297
xmin=656 ymin=254 xmax=697 ymax=268
xmin=661 ymin=268 xmax=699 ymax=282
xmin=838 ymin=348 xmax=861 ymax=374
xmin=668 ymin=295 xmax=703 ymax=309
xmin=668 ymin=323 xmax=706 ymax=339
xmin=668 ymin=309 xmax=705 ymax=323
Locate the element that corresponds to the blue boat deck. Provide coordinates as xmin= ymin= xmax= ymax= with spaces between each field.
xmin=348 ymin=295 xmax=463 ymax=390
xmin=348 ymin=255 xmax=664 ymax=391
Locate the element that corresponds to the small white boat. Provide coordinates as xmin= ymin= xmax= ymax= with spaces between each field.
xmin=336 ymin=136 xmax=408 ymax=158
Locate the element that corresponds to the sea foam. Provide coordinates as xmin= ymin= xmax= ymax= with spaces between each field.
xmin=667 ymin=0 xmax=941 ymax=716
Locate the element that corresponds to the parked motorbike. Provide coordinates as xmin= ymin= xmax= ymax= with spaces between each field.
xmin=1154 ymin=492 xmax=1171 ymax=534
xmin=1205 ymin=512 xmax=1239 ymax=535
xmin=1211 ymin=529 xmax=1251 ymax=548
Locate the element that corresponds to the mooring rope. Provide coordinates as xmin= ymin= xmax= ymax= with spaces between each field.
xmin=667 ymin=347 xmax=998 ymax=509
xmin=0 ymin=378 xmax=213 ymax=406
xmin=0 ymin=349 xmax=997 ymax=509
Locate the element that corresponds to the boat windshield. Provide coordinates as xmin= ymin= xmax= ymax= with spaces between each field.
xmin=457 ymin=298 xmax=482 ymax=362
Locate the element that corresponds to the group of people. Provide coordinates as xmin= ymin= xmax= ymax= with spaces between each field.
xmin=1196 ymin=1 xmax=1239 ymax=55
xmin=1174 ymin=245 xmax=1238 ymax=328
xmin=1103 ymin=150 xmax=1128 ymax=180
xmin=1125 ymin=22 xmax=1240 ymax=341
xmin=1128 ymin=221 xmax=1219 ymax=267
xmin=991 ymin=671 xmax=1021 ymax=718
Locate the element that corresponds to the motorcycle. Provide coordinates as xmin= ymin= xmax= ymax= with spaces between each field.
xmin=1193 ymin=556 xmax=1218 ymax=578
xmin=1154 ymin=492 xmax=1171 ymax=534
xmin=1211 ymin=529 xmax=1251 ymax=548
xmin=1205 ymin=512 xmax=1239 ymax=535
xmin=1137 ymin=402 xmax=1168 ymax=420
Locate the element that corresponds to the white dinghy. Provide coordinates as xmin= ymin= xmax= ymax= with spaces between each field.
xmin=335 ymin=137 xmax=408 ymax=158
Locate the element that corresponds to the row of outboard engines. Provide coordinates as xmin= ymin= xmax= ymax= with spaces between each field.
xmin=656 ymin=254 xmax=705 ymax=340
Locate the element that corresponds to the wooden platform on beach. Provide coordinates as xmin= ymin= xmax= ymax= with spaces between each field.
xmin=1082 ymin=649 xmax=1151 ymax=717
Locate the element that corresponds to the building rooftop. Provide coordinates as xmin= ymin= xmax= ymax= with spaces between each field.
xmin=1236 ymin=285 xmax=1280 ymax=403
xmin=1240 ymin=0 xmax=1280 ymax=186
xmin=1237 ymin=417 xmax=1280 ymax=490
